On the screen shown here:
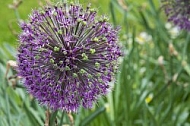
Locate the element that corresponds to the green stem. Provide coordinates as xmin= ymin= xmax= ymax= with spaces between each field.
xmin=59 ymin=112 xmax=65 ymax=126
xmin=49 ymin=110 xmax=58 ymax=126
xmin=14 ymin=9 xmax=20 ymax=21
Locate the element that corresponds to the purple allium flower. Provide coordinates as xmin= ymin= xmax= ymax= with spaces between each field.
xmin=17 ymin=2 xmax=121 ymax=112
xmin=162 ymin=0 xmax=190 ymax=30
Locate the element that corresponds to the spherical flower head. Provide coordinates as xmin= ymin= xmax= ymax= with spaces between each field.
xmin=162 ymin=0 xmax=190 ymax=30
xmin=17 ymin=2 xmax=121 ymax=112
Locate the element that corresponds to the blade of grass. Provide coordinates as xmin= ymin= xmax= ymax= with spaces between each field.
xmin=80 ymin=107 xmax=106 ymax=126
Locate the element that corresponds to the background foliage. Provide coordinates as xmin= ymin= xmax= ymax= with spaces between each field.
xmin=1 ymin=0 xmax=190 ymax=126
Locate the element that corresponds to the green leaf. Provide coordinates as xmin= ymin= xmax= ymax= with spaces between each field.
xmin=80 ymin=107 xmax=106 ymax=126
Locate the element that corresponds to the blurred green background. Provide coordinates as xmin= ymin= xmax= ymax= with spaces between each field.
xmin=1 ymin=0 xmax=190 ymax=126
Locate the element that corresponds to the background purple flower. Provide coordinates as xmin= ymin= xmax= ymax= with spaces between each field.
xmin=17 ymin=2 xmax=121 ymax=112
xmin=162 ymin=0 xmax=190 ymax=30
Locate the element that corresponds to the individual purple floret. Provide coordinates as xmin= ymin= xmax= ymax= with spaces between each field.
xmin=17 ymin=2 xmax=121 ymax=112
xmin=162 ymin=0 xmax=190 ymax=31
